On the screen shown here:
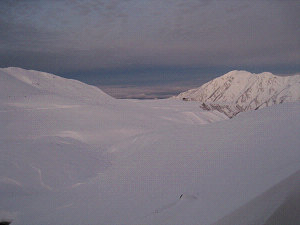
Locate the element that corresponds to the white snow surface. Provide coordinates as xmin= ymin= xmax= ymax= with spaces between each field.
xmin=175 ymin=70 xmax=300 ymax=117
xmin=0 ymin=68 xmax=300 ymax=225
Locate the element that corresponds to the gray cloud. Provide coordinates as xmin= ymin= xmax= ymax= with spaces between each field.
xmin=0 ymin=0 xmax=299 ymax=74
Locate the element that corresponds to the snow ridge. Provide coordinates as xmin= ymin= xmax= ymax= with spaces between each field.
xmin=176 ymin=70 xmax=300 ymax=117
xmin=0 ymin=67 xmax=113 ymax=104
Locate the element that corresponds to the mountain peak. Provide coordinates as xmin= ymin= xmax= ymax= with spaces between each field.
xmin=176 ymin=71 xmax=300 ymax=117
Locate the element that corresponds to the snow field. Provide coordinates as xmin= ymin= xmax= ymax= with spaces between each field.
xmin=0 ymin=68 xmax=299 ymax=224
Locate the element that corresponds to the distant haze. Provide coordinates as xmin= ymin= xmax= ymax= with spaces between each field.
xmin=1 ymin=0 xmax=299 ymax=98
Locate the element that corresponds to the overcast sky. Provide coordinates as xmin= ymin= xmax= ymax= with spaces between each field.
xmin=1 ymin=0 xmax=299 ymax=94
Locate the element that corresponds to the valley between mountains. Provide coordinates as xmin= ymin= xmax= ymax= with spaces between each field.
xmin=1 ymin=68 xmax=299 ymax=225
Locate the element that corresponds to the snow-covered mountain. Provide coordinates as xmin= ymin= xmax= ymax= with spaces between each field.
xmin=0 ymin=67 xmax=113 ymax=105
xmin=1 ymin=68 xmax=300 ymax=225
xmin=176 ymin=70 xmax=300 ymax=117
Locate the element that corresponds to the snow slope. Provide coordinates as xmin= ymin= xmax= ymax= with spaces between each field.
xmin=0 ymin=68 xmax=300 ymax=225
xmin=213 ymin=169 xmax=300 ymax=225
xmin=176 ymin=70 xmax=300 ymax=117
xmin=1 ymin=67 xmax=113 ymax=105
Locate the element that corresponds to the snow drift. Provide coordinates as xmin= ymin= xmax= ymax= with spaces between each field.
xmin=0 ymin=68 xmax=299 ymax=225
xmin=176 ymin=70 xmax=300 ymax=117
